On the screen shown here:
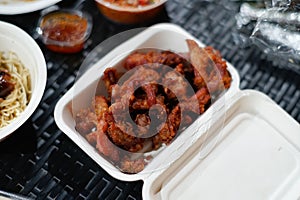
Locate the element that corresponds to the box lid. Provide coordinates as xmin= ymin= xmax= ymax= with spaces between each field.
xmin=143 ymin=90 xmax=300 ymax=200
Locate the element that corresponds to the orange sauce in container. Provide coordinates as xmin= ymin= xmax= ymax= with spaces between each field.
xmin=94 ymin=0 xmax=166 ymax=24
xmin=103 ymin=0 xmax=159 ymax=7
xmin=38 ymin=10 xmax=92 ymax=53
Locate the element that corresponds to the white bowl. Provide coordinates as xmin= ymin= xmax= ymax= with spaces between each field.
xmin=0 ymin=21 xmax=47 ymax=140
xmin=0 ymin=0 xmax=62 ymax=15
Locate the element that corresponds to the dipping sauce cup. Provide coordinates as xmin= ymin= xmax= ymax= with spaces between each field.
xmin=37 ymin=9 xmax=92 ymax=53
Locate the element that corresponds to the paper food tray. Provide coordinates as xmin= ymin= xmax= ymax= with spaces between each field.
xmin=54 ymin=23 xmax=300 ymax=200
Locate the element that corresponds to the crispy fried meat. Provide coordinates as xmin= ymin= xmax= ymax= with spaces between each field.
xmin=120 ymin=156 xmax=145 ymax=174
xmin=102 ymin=68 xmax=119 ymax=99
xmin=75 ymin=40 xmax=232 ymax=173
xmin=0 ymin=70 xmax=15 ymax=99
xmin=107 ymin=123 xmax=144 ymax=152
xmin=187 ymin=39 xmax=231 ymax=93
xmin=92 ymin=96 xmax=109 ymax=121
xmin=124 ymin=50 xmax=188 ymax=70
xmin=152 ymin=105 xmax=181 ymax=149
xmin=75 ymin=109 xmax=97 ymax=135
xmin=162 ymin=70 xmax=189 ymax=100
xmin=95 ymin=123 xmax=119 ymax=162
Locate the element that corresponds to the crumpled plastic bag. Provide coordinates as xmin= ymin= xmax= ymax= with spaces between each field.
xmin=236 ymin=0 xmax=300 ymax=73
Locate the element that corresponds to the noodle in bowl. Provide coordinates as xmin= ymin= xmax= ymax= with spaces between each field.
xmin=0 ymin=21 xmax=46 ymax=140
xmin=0 ymin=51 xmax=31 ymax=128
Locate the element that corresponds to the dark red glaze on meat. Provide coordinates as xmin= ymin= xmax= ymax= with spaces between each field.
xmin=0 ymin=70 xmax=14 ymax=99
xmin=75 ymin=40 xmax=232 ymax=173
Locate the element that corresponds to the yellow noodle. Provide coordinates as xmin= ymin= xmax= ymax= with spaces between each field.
xmin=0 ymin=51 xmax=31 ymax=128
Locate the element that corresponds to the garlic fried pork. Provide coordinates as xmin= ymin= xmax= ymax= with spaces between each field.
xmin=75 ymin=40 xmax=232 ymax=173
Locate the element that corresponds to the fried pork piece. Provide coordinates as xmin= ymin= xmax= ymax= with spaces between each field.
xmin=151 ymin=88 xmax=209 ymax=149
xmin=180 ymin=87 xmax=211 ymax=114
xmin=187 ymin=39 xmax=231 ymax=93
xmin=75 ymin=40 xmax=232 ymax=174
xmin=76 ymin=95 xmax=109 ymax=135
xmin=111 ymin=66 xmax=160 ymax=104
xmin=107 ymin=67 xmax=161 ymax=152
xmin=174 ymin=62 xmax=194 ymax=76
xmin=135 ymin=113 xmax=151 ymax=137
xmin=75 ymin=109 xmax=97 ymax=135
xmin=92 ymin=96 xmax=109 ymax=121
xmin=162 ymin=70 xmax=189 ymax=100
xmin=123 ymin=51 xmax=158 ymax=70
xmin=96 ymin=130 xmax=119 ymax=162
xmin=102 ymin=68 xmax=119 ymax=99
xmin=157 ymin=51 xmax=188 ymax=68
xmin=86 ymin=123 xmax=119 ymax=162
xmin=142 ymin=83 xmax=158 ymax=107
xmin=131 ymin=93 xmax=165 ymax=111
xmin=195 ymin=87 xmax=211 ymax=113
xmin=204 ymin=46 xmax=231 ymax=90
xmin=76 ymin=95 xmax=120 ymax=161
xmin=107 ymin=122 xmax=145 ymax=152
xmin=131 ymin=94 xmax=150 ymax=110
xmin=124 ymin=50 xmax=188 ymax=70
xmin=120 ymin=156 xmax=145 ymax=174
xmin=152 ymin=105 xmax=181 ymax=149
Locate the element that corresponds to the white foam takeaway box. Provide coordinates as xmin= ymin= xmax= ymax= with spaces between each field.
xmin=54 ymin=23 xmax=300 ymax=200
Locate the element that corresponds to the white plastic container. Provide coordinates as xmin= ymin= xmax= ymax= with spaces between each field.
xmin=54 ymin=23 xmax=300 ymax=200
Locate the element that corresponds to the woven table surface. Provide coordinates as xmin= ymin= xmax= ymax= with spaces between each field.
xmin=0 ymin=0 xmax=299 ymax=199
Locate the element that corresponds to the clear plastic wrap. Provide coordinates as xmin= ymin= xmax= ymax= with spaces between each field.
xmin=236 ymin=0 xmax=300 ymax=73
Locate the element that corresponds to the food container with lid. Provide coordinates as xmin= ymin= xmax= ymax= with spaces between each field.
xmin=36 ymin=7 xmax=92 ymax=53
xmin=54 ymin=23 xmax=300 ymax=199
xmin=94 ymin=0 xmax=167 ymax=24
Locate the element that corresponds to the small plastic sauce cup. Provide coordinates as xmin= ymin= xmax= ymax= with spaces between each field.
xmin=37 ymin=9 xmax=92 ymax=53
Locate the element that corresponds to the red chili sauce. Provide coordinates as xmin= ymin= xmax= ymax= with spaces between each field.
xmin=104 ymin=0 xmax=158 ymax=7
xmin=40 ymin=12 xmax=88 ymax=53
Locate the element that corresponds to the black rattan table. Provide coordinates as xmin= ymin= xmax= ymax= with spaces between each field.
xmin=0 ymin=0 xmax=299 ymax=199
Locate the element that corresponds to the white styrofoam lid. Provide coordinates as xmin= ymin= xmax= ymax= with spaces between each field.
xmin=154 ymin=90 xmax=300 ymax=200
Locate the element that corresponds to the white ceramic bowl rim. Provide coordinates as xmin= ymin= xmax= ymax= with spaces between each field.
xmin=0 ymin=0 xmax=62 ymax=15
